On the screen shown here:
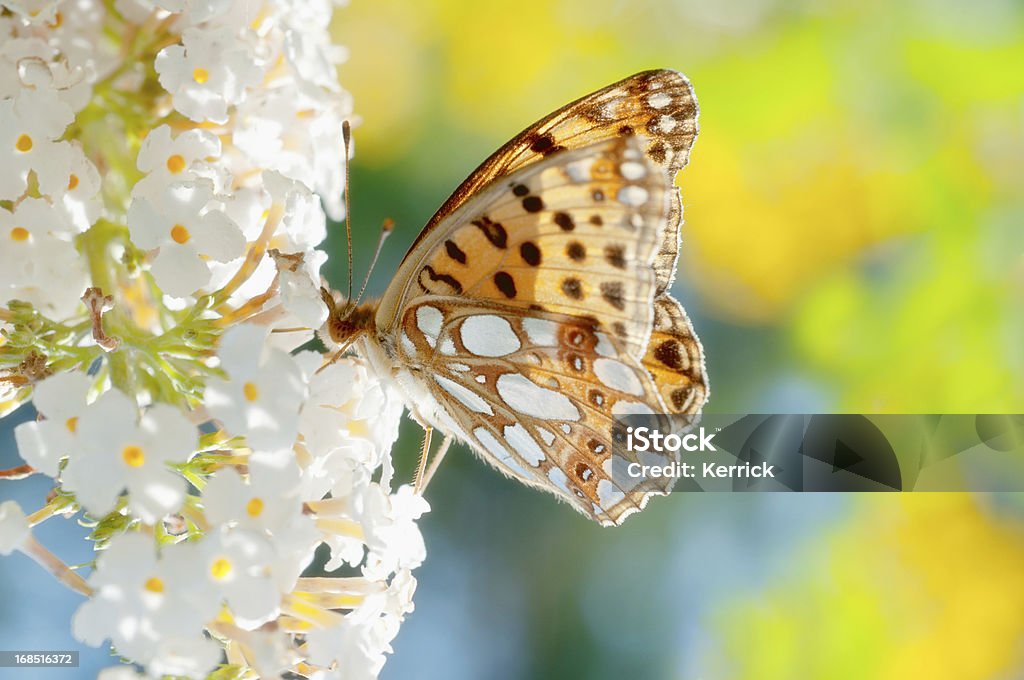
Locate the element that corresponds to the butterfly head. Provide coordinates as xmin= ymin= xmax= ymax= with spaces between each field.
xmin=319 ymin=286 xmax=376 ymax=346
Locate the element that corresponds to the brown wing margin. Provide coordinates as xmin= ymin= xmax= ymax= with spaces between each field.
xmin=404 ymin=68 xmax=700 ymax=288
xmin=642 ymin=296 xmax=708 ymax=415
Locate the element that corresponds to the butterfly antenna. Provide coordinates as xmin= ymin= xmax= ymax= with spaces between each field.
xmin=353 ymin=218 xmax=394 ymax=307
xmin=342 ymin=120 xmax=354 ymax=312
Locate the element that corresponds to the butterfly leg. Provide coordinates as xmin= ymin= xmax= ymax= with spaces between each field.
xmin=419 ymin=434 xmax=452 ymax=493
xmin=413 ymin=426 xmax=433 ymax=494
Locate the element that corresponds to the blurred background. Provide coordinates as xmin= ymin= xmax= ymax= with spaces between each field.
xmin=2 ymin=0 xmax=1023 ymax=678
xmin=329 ymin=1 xmax=1024 ymax=678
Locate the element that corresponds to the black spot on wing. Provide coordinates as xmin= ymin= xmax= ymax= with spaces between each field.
xmin=604 ymin=245 xmax=626 ymax=269
xmin=530 ymin=133 xmax=564 ymax=155
xmin=654 ymin=339 xmax=683 ymax=370
xmin=472 ymin=216 xmax=508 ymax=248
xmin=444 ymin=239 xmax=467 ymax=264
xmin=520 ymin=241 xmax=542 ymax=266
xmin=553 ymin=212 xmax=575 ymax=231
xmin=562 ymin=277 xmax=583 ymax=300
xmin=421 ymin=266 xmax=463 ymax=294
xmin=494 ymin=271 xmax=517 ymax=298
xmin=522 ymin=196 xmax=544 ymax=213
xmin=601 ymin=281 xmax=625 ymax=310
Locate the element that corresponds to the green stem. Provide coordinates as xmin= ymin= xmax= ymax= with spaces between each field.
xmin=77 ymin=220 xmax=134 ymax=392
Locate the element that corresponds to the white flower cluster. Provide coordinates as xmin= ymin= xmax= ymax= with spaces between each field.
xmin=0 ymin=1 xmax=427 ymax=678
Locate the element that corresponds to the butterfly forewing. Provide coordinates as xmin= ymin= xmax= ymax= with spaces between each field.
xmin=375 ymin=137 xmax=682 ymax=525
xmin=411 ymin=69 xmax=698 ymax=297
xmin=383 ymin=136 xmax=666 ymax=357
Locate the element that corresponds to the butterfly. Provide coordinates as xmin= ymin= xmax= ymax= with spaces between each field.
xmin=322 ymin=70 xmax=708 ymax=526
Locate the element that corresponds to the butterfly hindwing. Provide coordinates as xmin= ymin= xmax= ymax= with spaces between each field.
xmin=642 ymin=297 xmax=708 ymax=415
xmin=396 ymin=299 xmax=676 ymax=525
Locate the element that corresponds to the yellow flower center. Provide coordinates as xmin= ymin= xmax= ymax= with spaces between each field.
xmin=348 ymin=419 xmax=370 ymax=438
xmin=15 ymin=134 xmax=32 ymax=152
xmin=65 ymin=416 xmax=78 ymax=433
xmin=192 ymin=67 xmax=209 ymax=84
xmin=9 ymin=227 xmax=29 ymax=242
xmin=166 ymin=154 xmax=186 ymax=174
xmin=122 ymin=445 xmax=145 ymax=467
xmin=243 ymin=382 xmax=259 ymax=402
xmin=246 ymin=497 xmax=264 ymax=518
xmin=144 ymin=576 xmax=165 ymax=593
xmin=170 ymin=224 xmax=190 ymax=244
xmin=210 ymin=557 xmax=232 ymax=580
xmin=67 ymin=174 xmax=79 ymax=190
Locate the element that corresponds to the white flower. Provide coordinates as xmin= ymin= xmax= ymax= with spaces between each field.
xmin=199 ymin=527 xmax=282 ymax=628
xmin=233 ymin=88 xmax=348 ymax=219
xmin=1 ymin=0 xmax=61 ymax=25
xmin=14 ymin=370 xmax=94 ymax=476
xmin=127 ymin=179 xmax=246 ymax=298
xmin=279 ymin=3 xmax=348 ymax=90
xmin=0 ymin=197 xmax=88 ymax=318
xmin=305 ymin=617 xmax=386 ymax=680
xmin=0 ymin=61 xmax=75 ymax=201
xmin=73 ymin=533 xmax=220 ymax=677
xmin=155 ymin=27 xmax=264 ymax=123
xmin=146 ymin=635 xmax=223 ymax=679
xmin=135 ymin=124 xmax=224 ymax=193
xmin=353 ymin=484 xmax=428 ymax=579
xmin=203 ymin=452 xmax=303 ymax=535
xmin=37 ymin=141 xmax=102 ymax=233
xmin=62 ymin=391 xmax=199 ymax=522
xmin=264 ymin=170 xmax=328 ymax=254
xmin=0 ymin=500 xmax=30 ymax=555
xmin=223 ymin=627 xmax=300 ymax=679
xmin=351 ymin=567 xmax=418 ymax=655
xmin=219 ymin=184 xmax=272 ymax=242
xmin=266 ymin=511 xmax=320 ymax=593
xmin=278 ymin=247 xmax=329 ymax=328
xmin=205 ymin=324 xmax=306 ymax=450
xmin=300 ymin=358 xmax=404 ymax=489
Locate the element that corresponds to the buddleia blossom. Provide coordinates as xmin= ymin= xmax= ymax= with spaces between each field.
xmin=0 ymin=1 xmax=425 ymax=678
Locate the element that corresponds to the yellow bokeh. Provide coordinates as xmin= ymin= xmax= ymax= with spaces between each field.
xmin=718 ymin=495 xmax=1024 ymax=680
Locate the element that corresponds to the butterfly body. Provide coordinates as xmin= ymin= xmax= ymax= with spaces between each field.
xmin=324 ymin=70 xmax=708 ymax=526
